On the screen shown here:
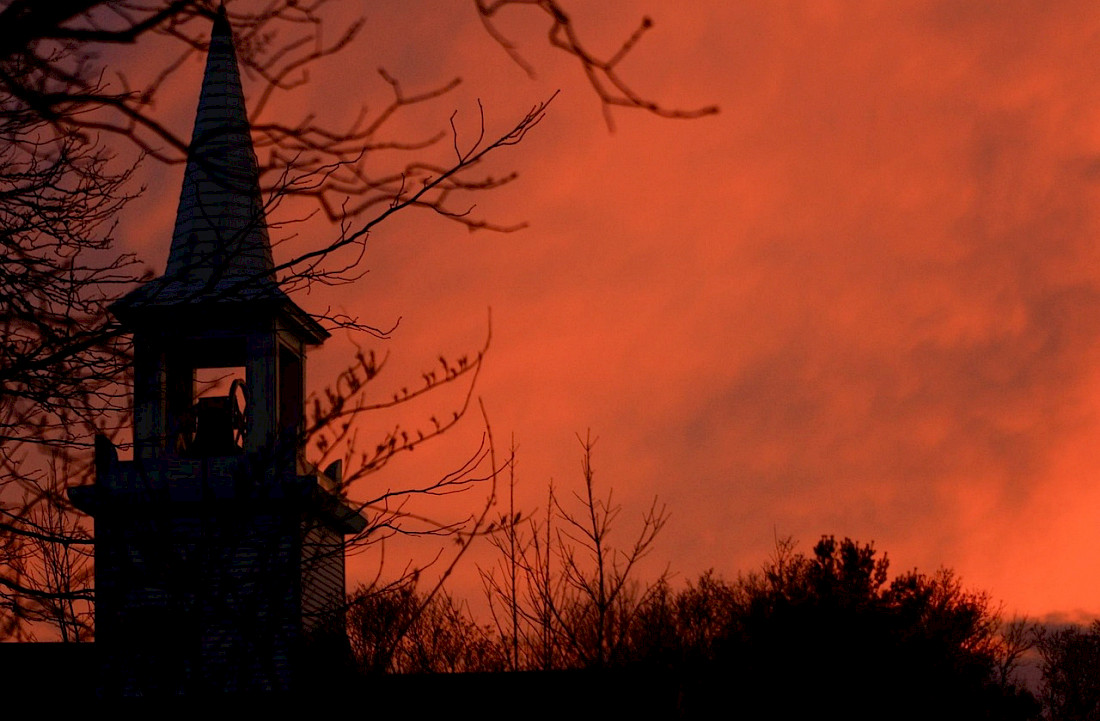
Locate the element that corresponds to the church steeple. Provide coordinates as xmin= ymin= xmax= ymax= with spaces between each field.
xmin=165 ymin=6 xmax=274 ymax=296
xmin=69 ymin=10 xmax=364 ymax=695
xmin=109 ymin=6 xmax=327 ymax=459
xmin=113 ymin=5 xmax=291 ymax=313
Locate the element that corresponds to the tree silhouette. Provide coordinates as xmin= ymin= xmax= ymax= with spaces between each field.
xmin=346 ymin=580 xmax=505 ymax=674
xmin=0 ymin=38 xmax=137 ymax=638
xmin=0 ymin=1 xmax=714 ymax=642
xmin=480 ymin=431 xmax=668 ymax=670
xmin=354 ymin=525 xmax=1043 ymax=719
xmin=1036 ymin=620 xmax=1100 ymax=721
xmin=671 ymin=536 xmax=1041 ymax=720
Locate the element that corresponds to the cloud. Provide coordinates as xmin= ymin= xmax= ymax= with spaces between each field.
xmin=105 ymin=1 xmax=1100 ymax=618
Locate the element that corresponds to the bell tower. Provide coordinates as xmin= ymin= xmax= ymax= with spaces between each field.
xmin=70 ymin=7 xmax=365 ymax=695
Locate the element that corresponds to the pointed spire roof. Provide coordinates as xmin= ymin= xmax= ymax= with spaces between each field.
xmin=111 ymin=8 xmax=327 ymax=342
xmin=164 ymin=6 xmax=274 ymax=292
xmin=114 ymin=8 xmax=281 ymax=309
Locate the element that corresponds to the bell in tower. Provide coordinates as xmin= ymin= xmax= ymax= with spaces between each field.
xmin=69 ymin=7 xmax=365 ymax=696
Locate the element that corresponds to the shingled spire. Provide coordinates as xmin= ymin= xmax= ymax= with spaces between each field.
xmin=111 ymin=7 xmax=278 ymax=317
xmin=165 ymin=5 xmax=273 ymax=296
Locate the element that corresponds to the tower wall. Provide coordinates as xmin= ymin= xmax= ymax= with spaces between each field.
xmin=86 ymin=459 xmax=310 ymax=694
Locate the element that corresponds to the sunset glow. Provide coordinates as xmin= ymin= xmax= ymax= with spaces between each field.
xmin=109 ymin=1 xmax=1100 ymax=622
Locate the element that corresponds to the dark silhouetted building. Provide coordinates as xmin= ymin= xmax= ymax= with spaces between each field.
xmin=69 ymin=8 xmax=365 ymax=696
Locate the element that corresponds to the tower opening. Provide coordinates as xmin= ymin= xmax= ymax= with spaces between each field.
xmin=190 ymin=365 xmax=248 ymax=455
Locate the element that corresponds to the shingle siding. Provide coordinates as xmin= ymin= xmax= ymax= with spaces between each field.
xmin=91 ymin=506 xmax=304 ymax=693
xmin=300 ymin=520 xmax=346 ymax=634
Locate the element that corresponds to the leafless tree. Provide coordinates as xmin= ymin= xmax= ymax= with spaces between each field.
xmin=0 ymin=47 xmax=138 ymax=636
xmin=0 ymin=0 xmax=714 ymax=641
xmin=1035 ymin=620 xmax=1100 ymax=721
xmin=346 ymin=579 xmax=505 ymax=674
xmin=0 ymin=1 xmax=715 ymax=237
xmin=480 ymin=431 xmax=669 ymax=670
xmin=991 ymin=615 xmax=1035 ymax=693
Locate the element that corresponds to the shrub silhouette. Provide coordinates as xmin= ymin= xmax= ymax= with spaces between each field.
xmin=626 ymin=536 xmax=1038 ymax=720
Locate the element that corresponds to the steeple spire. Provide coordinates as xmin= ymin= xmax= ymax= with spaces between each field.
xmin=110 ymin=8 xmax=326 ymax=345
xmin=164 ymin=6 xmax=274 ymax=298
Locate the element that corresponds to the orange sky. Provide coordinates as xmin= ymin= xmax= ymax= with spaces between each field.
xmin=110 ymin=0 xmax=1100 ymax=622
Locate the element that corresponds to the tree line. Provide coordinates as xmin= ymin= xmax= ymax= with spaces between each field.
xmin=343 ymin=437 xmax=1100 ymax=721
